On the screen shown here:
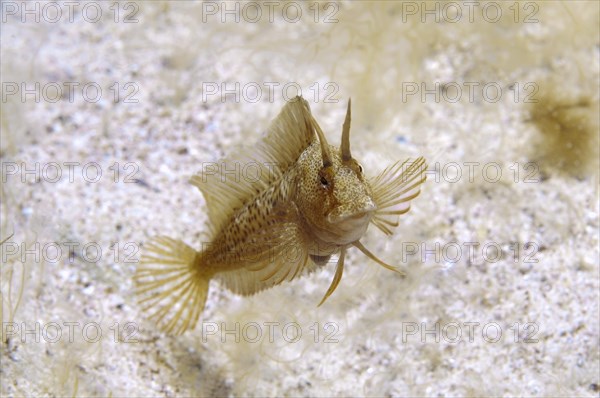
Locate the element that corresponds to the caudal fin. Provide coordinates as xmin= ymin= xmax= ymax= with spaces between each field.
xmin=135 ymin=236 xmax=210 ymax=335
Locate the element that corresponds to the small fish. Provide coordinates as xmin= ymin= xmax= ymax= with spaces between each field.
xmin=135 ymin=97 xmax=427 ymax=334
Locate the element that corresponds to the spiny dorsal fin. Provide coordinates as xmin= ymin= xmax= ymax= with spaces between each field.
xmin=190 ymin=96 xmax=316 ymax=236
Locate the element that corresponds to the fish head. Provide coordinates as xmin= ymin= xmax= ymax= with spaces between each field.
xmin=296 ymin=99 xmax=376 ymax=246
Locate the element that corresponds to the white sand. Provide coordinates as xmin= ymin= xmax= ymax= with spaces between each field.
xmin=1 ymin=1 xmax=598 ymax=396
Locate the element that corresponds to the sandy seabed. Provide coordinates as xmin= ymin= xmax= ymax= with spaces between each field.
xmin=1 ymin=1 xmax=599 ymax=397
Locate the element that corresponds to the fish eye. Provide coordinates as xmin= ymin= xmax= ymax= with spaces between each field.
xmin=318 ymin=167 xmax=333 ymax=189
xmin=358 ymin=164 xmax=363 ymax=173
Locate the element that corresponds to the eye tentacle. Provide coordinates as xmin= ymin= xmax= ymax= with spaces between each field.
xmin=341 ymin=98 xmax=352 ymax=162
xmin=309 ymin=113 xmax=333 ymax=168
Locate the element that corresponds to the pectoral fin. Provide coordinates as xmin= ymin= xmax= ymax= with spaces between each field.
xmin=216 ymin=206 xmax=317 ymax=296
xmin=369 ymin=157 xmax=427 ymax=235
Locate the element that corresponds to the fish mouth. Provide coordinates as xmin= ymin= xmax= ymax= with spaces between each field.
xmin=326 ymin=202 xmax=376 ymax=224
xmin=323 ymin=204 xmax=374 ymax=245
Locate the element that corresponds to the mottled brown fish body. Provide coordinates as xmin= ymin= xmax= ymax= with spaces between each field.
xmin=200 ymin=177 xmax=294 ymax=270
xmin=136 ymin=97 xmax=427 ymax=335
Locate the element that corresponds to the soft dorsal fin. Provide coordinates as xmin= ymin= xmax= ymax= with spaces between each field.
xmin=190 ymin=96 xmax=316 ymax=236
